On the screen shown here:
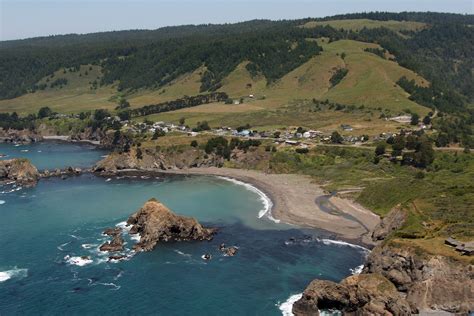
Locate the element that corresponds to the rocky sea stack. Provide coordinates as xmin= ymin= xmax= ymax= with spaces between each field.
xmin=127 ymin=198 xmax=216 ymax=252
xmin=292 ymin=273 xmax=411 ymax=315
xmin=0 ymin=158 xmax=40 ymax=186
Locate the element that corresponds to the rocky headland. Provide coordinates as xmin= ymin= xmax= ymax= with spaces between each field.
xmin=0 ymin=158 xmax=40 ymax=186
xmin=93 ymin=147 xmax=224 ymax=174
xmin=126 ymin=198 xmax=216 ymax=252
xmin=293 ymin=206 xmax=474 ymax=315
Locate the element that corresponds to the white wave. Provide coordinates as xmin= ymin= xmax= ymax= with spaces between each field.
xmin=96 ymin=282 xmax=120 ymax=290
xmin=0 ymin=268 xmax=28 ymax=282
xmin=37 ymin=150 xmax=42 ymax=153
xmin=65 ymin=255 xmax=93 ymax=266
xmin=277 ymin=293 xmax=302 ymax=316
xmin=350 ymin=264 xmax=364 ymax=275
xmin=81 ymin=243 xmax=97 ymax=249
xmin=1 ymin=186 xmax=22 ymax=194
xmin=174 ymin=250 xmax=192 ymax=257
xmin=14 ymin=144 xmax=21 ymax=147
xmin=20 ymin=149 xmax=29 ymax=152
xmin=320 ymin=310 xmax=342 ymax=316
xmin=216 ymin=176 xmax=278 ymax=223
xmin=0 ymin=200 xmax=5 ymax=205
xmin=319 ymin=238 xmax=370 ymax=253
xmin=115 ymin=221 xmax=130 ymax=231
xmin=105 ymin=178 xmax=112 ymax=182
xmin=57 ymin=241 xmax=71 ymax=251
xmin=114 ymin=271 xmax=124 ymax=280
xmin=130 ymin=233 xmax=140 ymax=242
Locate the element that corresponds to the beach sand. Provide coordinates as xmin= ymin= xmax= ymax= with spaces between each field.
xmin=158 ymin=167 xmax=380 ymax=246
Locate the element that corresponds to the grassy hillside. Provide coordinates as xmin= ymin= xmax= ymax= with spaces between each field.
xmin=0 ymin=65 xmax=117 ymax=113
xmin=0 ymin=38 xmax=431 ymax=120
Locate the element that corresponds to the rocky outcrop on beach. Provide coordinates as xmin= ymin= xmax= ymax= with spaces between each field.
xmin=93 ymin=147 xmax=224 ymax=174
xmin=0 ymin=158 xmax=40 ymax=186
xmin=127 ymin=198 xmax=216 ymax=252
xmin=293 ymin=273 xmax=411 ymax=315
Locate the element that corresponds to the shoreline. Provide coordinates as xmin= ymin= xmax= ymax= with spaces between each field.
xmin=106 ymin=167 xmax=380 ymax=248
xmin=41 ymin=136 xmax=101 ymax=146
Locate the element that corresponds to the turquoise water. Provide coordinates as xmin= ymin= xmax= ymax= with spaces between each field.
xmin=0 ymin=141 xmax=106 ymax=170
xmin=0 ymin=144 xmax=366 ymax=315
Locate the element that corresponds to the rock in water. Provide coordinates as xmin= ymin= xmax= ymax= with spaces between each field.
xmin=0 ymin=158 xmax=39 ymax=186
xmin=99 ymin=230 xmax=124 ymax=252
xmin=127 ymin=198 xmax=216 ymax=252
xmin=292 ymin=274 xmax=411 ymax=316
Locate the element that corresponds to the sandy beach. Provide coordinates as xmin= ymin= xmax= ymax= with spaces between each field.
xmin=157 ymin=167 xmax=380 ymax=246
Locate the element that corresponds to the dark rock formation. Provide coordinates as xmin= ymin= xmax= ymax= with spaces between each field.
xmin=293 ymin=274 xmax=411 ymax=316
xmin=127 ymin=198 xmax=216 ymax=252
xmin=99 ymin=228 xmax=124 ymax=252
xmin=0 ymin=158 xmax=40 ymax=186
xmin=108 ymin=255 xmax=127 ymax=261
xmin=371 ymin=205 xmax=406 ymax=242
xmin=222 ymin=246 xmax=238 ymax=256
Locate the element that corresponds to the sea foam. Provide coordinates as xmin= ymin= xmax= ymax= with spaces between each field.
xmin=277 ymin=293 xmax=302 ymax=316
xmin=318 ymin=238 xmax=370 ymax=253
xmin=0 ymin=200 xmax=5 ymax=205
xmin=0 ymin=268 xmax=28 ymax=282
xmin=350 ymin=264 xmax=364 ymax=275
xmin=216 ymin=176 xmax=278 ymax=223
xmin=65 ymin=255 xmax=93 ymax=266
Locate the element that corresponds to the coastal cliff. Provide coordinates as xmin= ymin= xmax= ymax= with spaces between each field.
xmin=364 ymin=243 xmax=474 ymax=314
xmin=0 ymin=158 xmax=40 ymax=186
xmin=127 ymin=198 xmax=216 ymax=251
xmin=293 ymin=206 xmax=474 ymax=315
xmin=0 ymin=128 xmax=43 ymax=143
xmin=93 ymin=147 xmax=224 ymax=173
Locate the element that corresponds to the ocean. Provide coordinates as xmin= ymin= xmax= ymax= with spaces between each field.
xmin=0 ymin=142 xmax=366 ymax=315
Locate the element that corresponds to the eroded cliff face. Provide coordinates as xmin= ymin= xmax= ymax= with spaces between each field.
xmin=126 ymin=199 xmax=216 ymax=252
xmin=364 ymin=243 xmax=474 ymax=314
xmin=93 ymin=147 xmax=224 ymax=173
xmin=0 ymin=159 xmax=40 ymax=186
xmin=293 ymin=206 xmax=474 ymax=315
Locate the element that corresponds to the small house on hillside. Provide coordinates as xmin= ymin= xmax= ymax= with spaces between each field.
xmin=341 ymin=124 xmax=353 ymax=131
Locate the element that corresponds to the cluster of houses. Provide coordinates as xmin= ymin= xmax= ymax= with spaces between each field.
xmin=114 ymin=118 xmax=375 ymax=148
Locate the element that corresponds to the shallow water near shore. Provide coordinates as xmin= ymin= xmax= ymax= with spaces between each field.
xmin=0 ymin=144 xmax=366 ymax=315
xmin=0 ymin=141 xmax=106 ymax=170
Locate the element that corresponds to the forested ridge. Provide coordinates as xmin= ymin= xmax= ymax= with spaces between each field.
xmin=1 ymin=12 xmax=473 ymax=114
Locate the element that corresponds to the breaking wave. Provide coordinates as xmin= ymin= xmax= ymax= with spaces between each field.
xmin=0 ymin=267 xmax=28 ymax=282
xmin=277 ymin=293 xmax=302 ymax=316
xmin=216 ymin=176 xmax=278 ymax=223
